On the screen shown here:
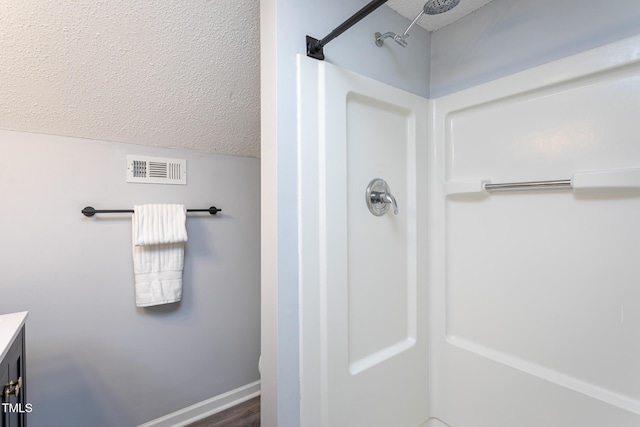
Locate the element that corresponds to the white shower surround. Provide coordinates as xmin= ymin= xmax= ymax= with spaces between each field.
xmin=429 ymin=33 xmax=640 ymax=426
xmin=297 ymin=32 xmax=640 ymax=427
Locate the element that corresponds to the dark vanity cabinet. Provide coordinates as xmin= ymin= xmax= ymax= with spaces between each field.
xmin=1 ymin=325 xmax=26 ymax=427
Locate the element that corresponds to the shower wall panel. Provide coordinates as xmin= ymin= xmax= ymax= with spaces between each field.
xmin=430 ymin=35 xmax=640 ymax=427
xmin=346 ymin=93 xmax=415 ymax=375
xmin=298 ymin=56 xmax=429 ymax=427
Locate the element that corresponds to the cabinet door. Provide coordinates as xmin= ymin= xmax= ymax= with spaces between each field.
xmin=2 ymin=329 xmax=25 ymax=427
xmin=0 ymin=361 xmax=8 ymax=427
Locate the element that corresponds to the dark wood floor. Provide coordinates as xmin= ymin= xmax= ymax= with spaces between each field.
xmin=186 ymin=396 xmax=260 ymax=427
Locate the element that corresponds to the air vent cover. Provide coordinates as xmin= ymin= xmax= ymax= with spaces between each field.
xmin=126 ymin=155 xmax=187 ymax=185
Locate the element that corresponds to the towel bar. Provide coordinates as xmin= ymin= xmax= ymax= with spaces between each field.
xmin=81 ymin=206 xmax=221 ymax=217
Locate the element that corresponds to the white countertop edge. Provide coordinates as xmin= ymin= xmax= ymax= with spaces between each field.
xmin=0 ymin=311 xmax=28 ymax=362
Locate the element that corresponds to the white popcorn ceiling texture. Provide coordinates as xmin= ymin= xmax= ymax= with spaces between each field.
xmin=0 ymin=1 xmax=261 ymax=158
xmin=0 ymin=1 xmax=491 ymax=158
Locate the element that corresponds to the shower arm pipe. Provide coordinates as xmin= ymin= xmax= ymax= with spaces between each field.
xmin=307 ymin=0 xmax=388 ymax=60
xmin=375 ymin=8 xmax=424 ymax=47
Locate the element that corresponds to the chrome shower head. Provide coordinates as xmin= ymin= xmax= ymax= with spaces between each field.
xmin=375 ymin=0 xmax=461 ymax=48
xmin=423 ymin=0 xmax=461 ymax=15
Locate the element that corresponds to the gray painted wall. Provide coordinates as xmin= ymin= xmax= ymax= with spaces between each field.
xmin=0 ymin=130 xmax=260 ymax=426
xmin=431 ymin=0 xmax=640 ymax=97
xmin=260 ymin=2 xmax=430 ymax=426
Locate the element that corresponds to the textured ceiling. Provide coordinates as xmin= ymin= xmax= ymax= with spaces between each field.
xmin=387 ymin=0 xmax=495 ymax=31
xmin=0 ymin=1 xmax=491 ymax=159
xmin=0 ymin=0 xmax=261 ymax=158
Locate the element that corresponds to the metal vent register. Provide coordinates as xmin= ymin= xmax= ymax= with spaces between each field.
xmin=126 ymin=155 xmax=187 ymax=185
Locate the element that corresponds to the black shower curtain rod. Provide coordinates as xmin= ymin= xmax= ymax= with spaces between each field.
xmin=306 ymin=0 xmax=388 ymax=60
xmin=81 ymin=206 xmax=221 ymax=217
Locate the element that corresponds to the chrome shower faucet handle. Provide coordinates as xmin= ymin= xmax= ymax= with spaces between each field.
xmin=366 ymin=178 xmax=398 ymax=216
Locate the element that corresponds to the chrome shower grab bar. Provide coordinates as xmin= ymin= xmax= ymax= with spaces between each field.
xmin=444 ymin=167 xmax=640 ymax=197
xmin=484 ymin=180 xmax=572 ymax=192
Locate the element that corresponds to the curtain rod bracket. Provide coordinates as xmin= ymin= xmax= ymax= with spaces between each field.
xmin=306 ymin=0 xmax=388 ymax=61
xmin=306 ymin=36 xmax=325 ymax=60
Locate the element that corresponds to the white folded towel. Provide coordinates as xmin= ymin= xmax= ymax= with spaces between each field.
xmin=133 ymin=204 xmax=187 ymax=245
xmin=132 ymin=204 xmax=188 ymax=307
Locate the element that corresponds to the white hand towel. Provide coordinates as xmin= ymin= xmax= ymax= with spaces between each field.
xmin=133 ymin=204 xmax=187 ymax=246
xmin=132 ymin=204 xmax=188 ymax=307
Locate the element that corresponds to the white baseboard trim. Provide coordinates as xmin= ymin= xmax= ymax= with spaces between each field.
xmin=138 ymin=380 xmax=261 ymax=427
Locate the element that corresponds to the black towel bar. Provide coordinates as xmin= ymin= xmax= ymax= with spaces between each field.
xmin=81 ymin=206 xmax=221 ymax=217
